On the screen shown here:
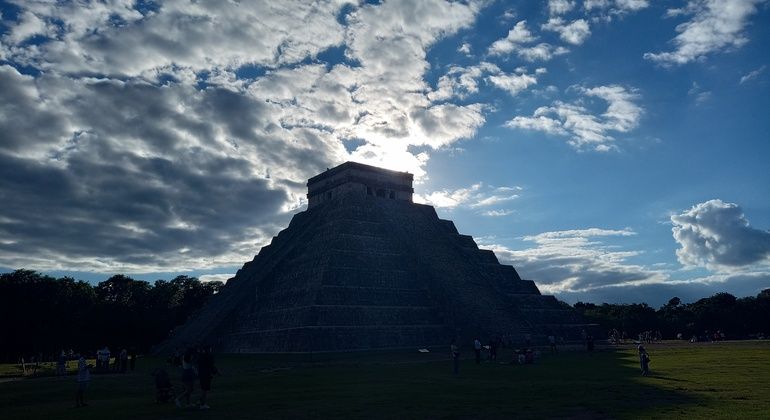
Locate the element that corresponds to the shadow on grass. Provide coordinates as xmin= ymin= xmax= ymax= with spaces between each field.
xmin=0 ymin=348 xmax=702 ymax=419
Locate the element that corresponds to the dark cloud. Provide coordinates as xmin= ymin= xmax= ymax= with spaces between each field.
xmin=4 ymin=1 xmax=348 ymax=76
xmin=0 ymin=0 xmax=505 ymax=275
xmin=0 ymin=66 xmax=346 ymax=272
xmin=672 ymin=199 xmax=770 ymax=269
xmin=0 ymin=65 xmax=69 ymax=153
xmin=0 ymin=147 xmax=288 ymax=270
xmin=483 ymin=229 xmax=665 ymax=293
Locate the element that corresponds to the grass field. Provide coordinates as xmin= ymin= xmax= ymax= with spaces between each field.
xmin=1 ymin=341 xmax=768 ymax=419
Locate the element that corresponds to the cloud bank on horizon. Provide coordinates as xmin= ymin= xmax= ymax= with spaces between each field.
xmin=0 ymin=0 xmax=768 ymax=305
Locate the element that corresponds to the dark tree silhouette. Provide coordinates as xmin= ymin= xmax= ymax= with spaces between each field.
xmin=0 ymin=270 xmax=222 ymax=362
xmin=574 ymin=290 xmax=770 ymax=340
xmin=1 ymin=269 xmax=767 ymax=361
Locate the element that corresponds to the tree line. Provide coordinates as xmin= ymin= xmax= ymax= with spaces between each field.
xmin=2 ymin=269 xmax=769 ymax=362
xmin=573 ymin=290 xmax=770 ymax=340
xmin=0 ymin=269 xmax=223 ymax=362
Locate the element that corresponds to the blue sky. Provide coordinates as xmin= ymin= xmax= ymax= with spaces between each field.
xmin=1 ymin=0 xmax=768 ymax=306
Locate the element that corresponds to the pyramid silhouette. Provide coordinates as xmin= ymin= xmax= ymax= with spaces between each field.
xmin=158 ymin=162 xmax=582 ymax=353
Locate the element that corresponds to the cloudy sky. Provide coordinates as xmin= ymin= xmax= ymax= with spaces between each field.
xmin=1 ymin=0 xmax=769 ymax=306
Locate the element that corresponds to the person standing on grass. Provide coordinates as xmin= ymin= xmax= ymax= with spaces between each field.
xmin=176 ymin=347 xmax=197 ymax=408
xmin=450 ymin=339 xmax=460 ymax=375
xmin=120 ymin=348 xmax=128 ymax=373
xmin=102 ymin=346 xmax=111 ymax=372
xmin=489 ymin=338 xmax=498 ymax=361
xmin=197 ymin=346 xmax=218 ymax=410
xmin=548 ymin=335 xmax=557 ymax=353
xmin=76 ymin=355 xmax=92 ymax=407
xmin=57 ymin=350 xmax=67 ymax=375
xmin=473 ymin=338 xmax=482 ymax=364
xmin=638 ymin=345 xmax=650 ymax=376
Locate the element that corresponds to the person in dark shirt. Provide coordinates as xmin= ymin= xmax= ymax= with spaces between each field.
xmin=175 ymin=347 xmax=196 ymax=408
xmin=196 ymin=346 xmax=218 ymax=409
xmin=450 ymin=339 xmax=460 ymax=375
xmin=638 ymin=345 xmax=651 ymax=376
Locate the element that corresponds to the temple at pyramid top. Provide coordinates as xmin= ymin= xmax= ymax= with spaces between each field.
xmin=307 ymin=161 xmax=414 ymax=208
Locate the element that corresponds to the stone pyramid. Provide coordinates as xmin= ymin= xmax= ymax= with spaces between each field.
xmin=157 ymin=162 xmax=582 ymax=353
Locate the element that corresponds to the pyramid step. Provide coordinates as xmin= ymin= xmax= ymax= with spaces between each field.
xmin=438 ymin=219 xmax=458 ymax=234
xmin=219 ymin=324 xmax=453 ymax=353
xmin=327 ymin=250 xmax=413 ymax=270
xmin=258 ymin=288 xmax=319 ymax=311
xmin=503 ymin=280 xmax=541 ymax=295
xmin=320 ymin=234 xmax=403 ymax=253
xmin=487 ymin=264 xmax=523 ymax=281
xmin=316 ymin=285 xmax=430 ymax=306
xmin=315 ymin=218 xmax=387 ymax=236
xmin=315 ymin=305 xmax=442 ymax=326
xmin=322 ymin=267 xmax=420 ymax=289
xmin=475 ymin=249 xmax=499 ymax=264
xmin=454 ymin=234 xmax=478 ymax=249
xmin=241 ymin=305 xmax=443 ymax=330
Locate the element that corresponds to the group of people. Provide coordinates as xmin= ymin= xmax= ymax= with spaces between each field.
xmin=95 ymin=346 xmax=136 ymax=373
xmin=74 ymin=346 xmax=137 ymax=408
xmin=638 ymin=330 xmax=662 ymax=344
xmin=19 ymin=350 xmax=77 ymax=376
xmin=607 ymin=329 xmax=628 ymax=344
xmin=607 ymin=328 xmax=662 ymax=345
xmin=163 ymin=346 xmax=219 ymax=410
xmin=453 ymin=333 xmax=654 ymax=377
xmin=451 ymin=336 xmax=552 ymax=374
xmin=74 ymin=344 xmax=219 ymax=410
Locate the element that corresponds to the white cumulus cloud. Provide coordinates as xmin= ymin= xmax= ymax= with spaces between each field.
xmin=644 ymin=0 xmax=765 ymax=65
xmin=542 ymin=18 xmax=592 ymax=45
xmin=584 ymin=0 xmax=649 ymax=14
xmin=415 ymin=184 xmax=520 ymax=210
xmin=505 ymin=85 xmax=643 ymax=151
xmin=487 ymin=20 xmax=568 ymax=61
xmin=671 ymin=199 xmax=770 ymax=270
xmin=548 ymin=0 xmax=576 ymax=16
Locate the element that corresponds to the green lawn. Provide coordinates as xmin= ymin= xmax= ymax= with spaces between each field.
xmin=1 ymin=341 xmax=768 ymax=419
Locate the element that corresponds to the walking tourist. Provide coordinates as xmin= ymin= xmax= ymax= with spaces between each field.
xmin=473 ymin=338 xmax=482 ymax=364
